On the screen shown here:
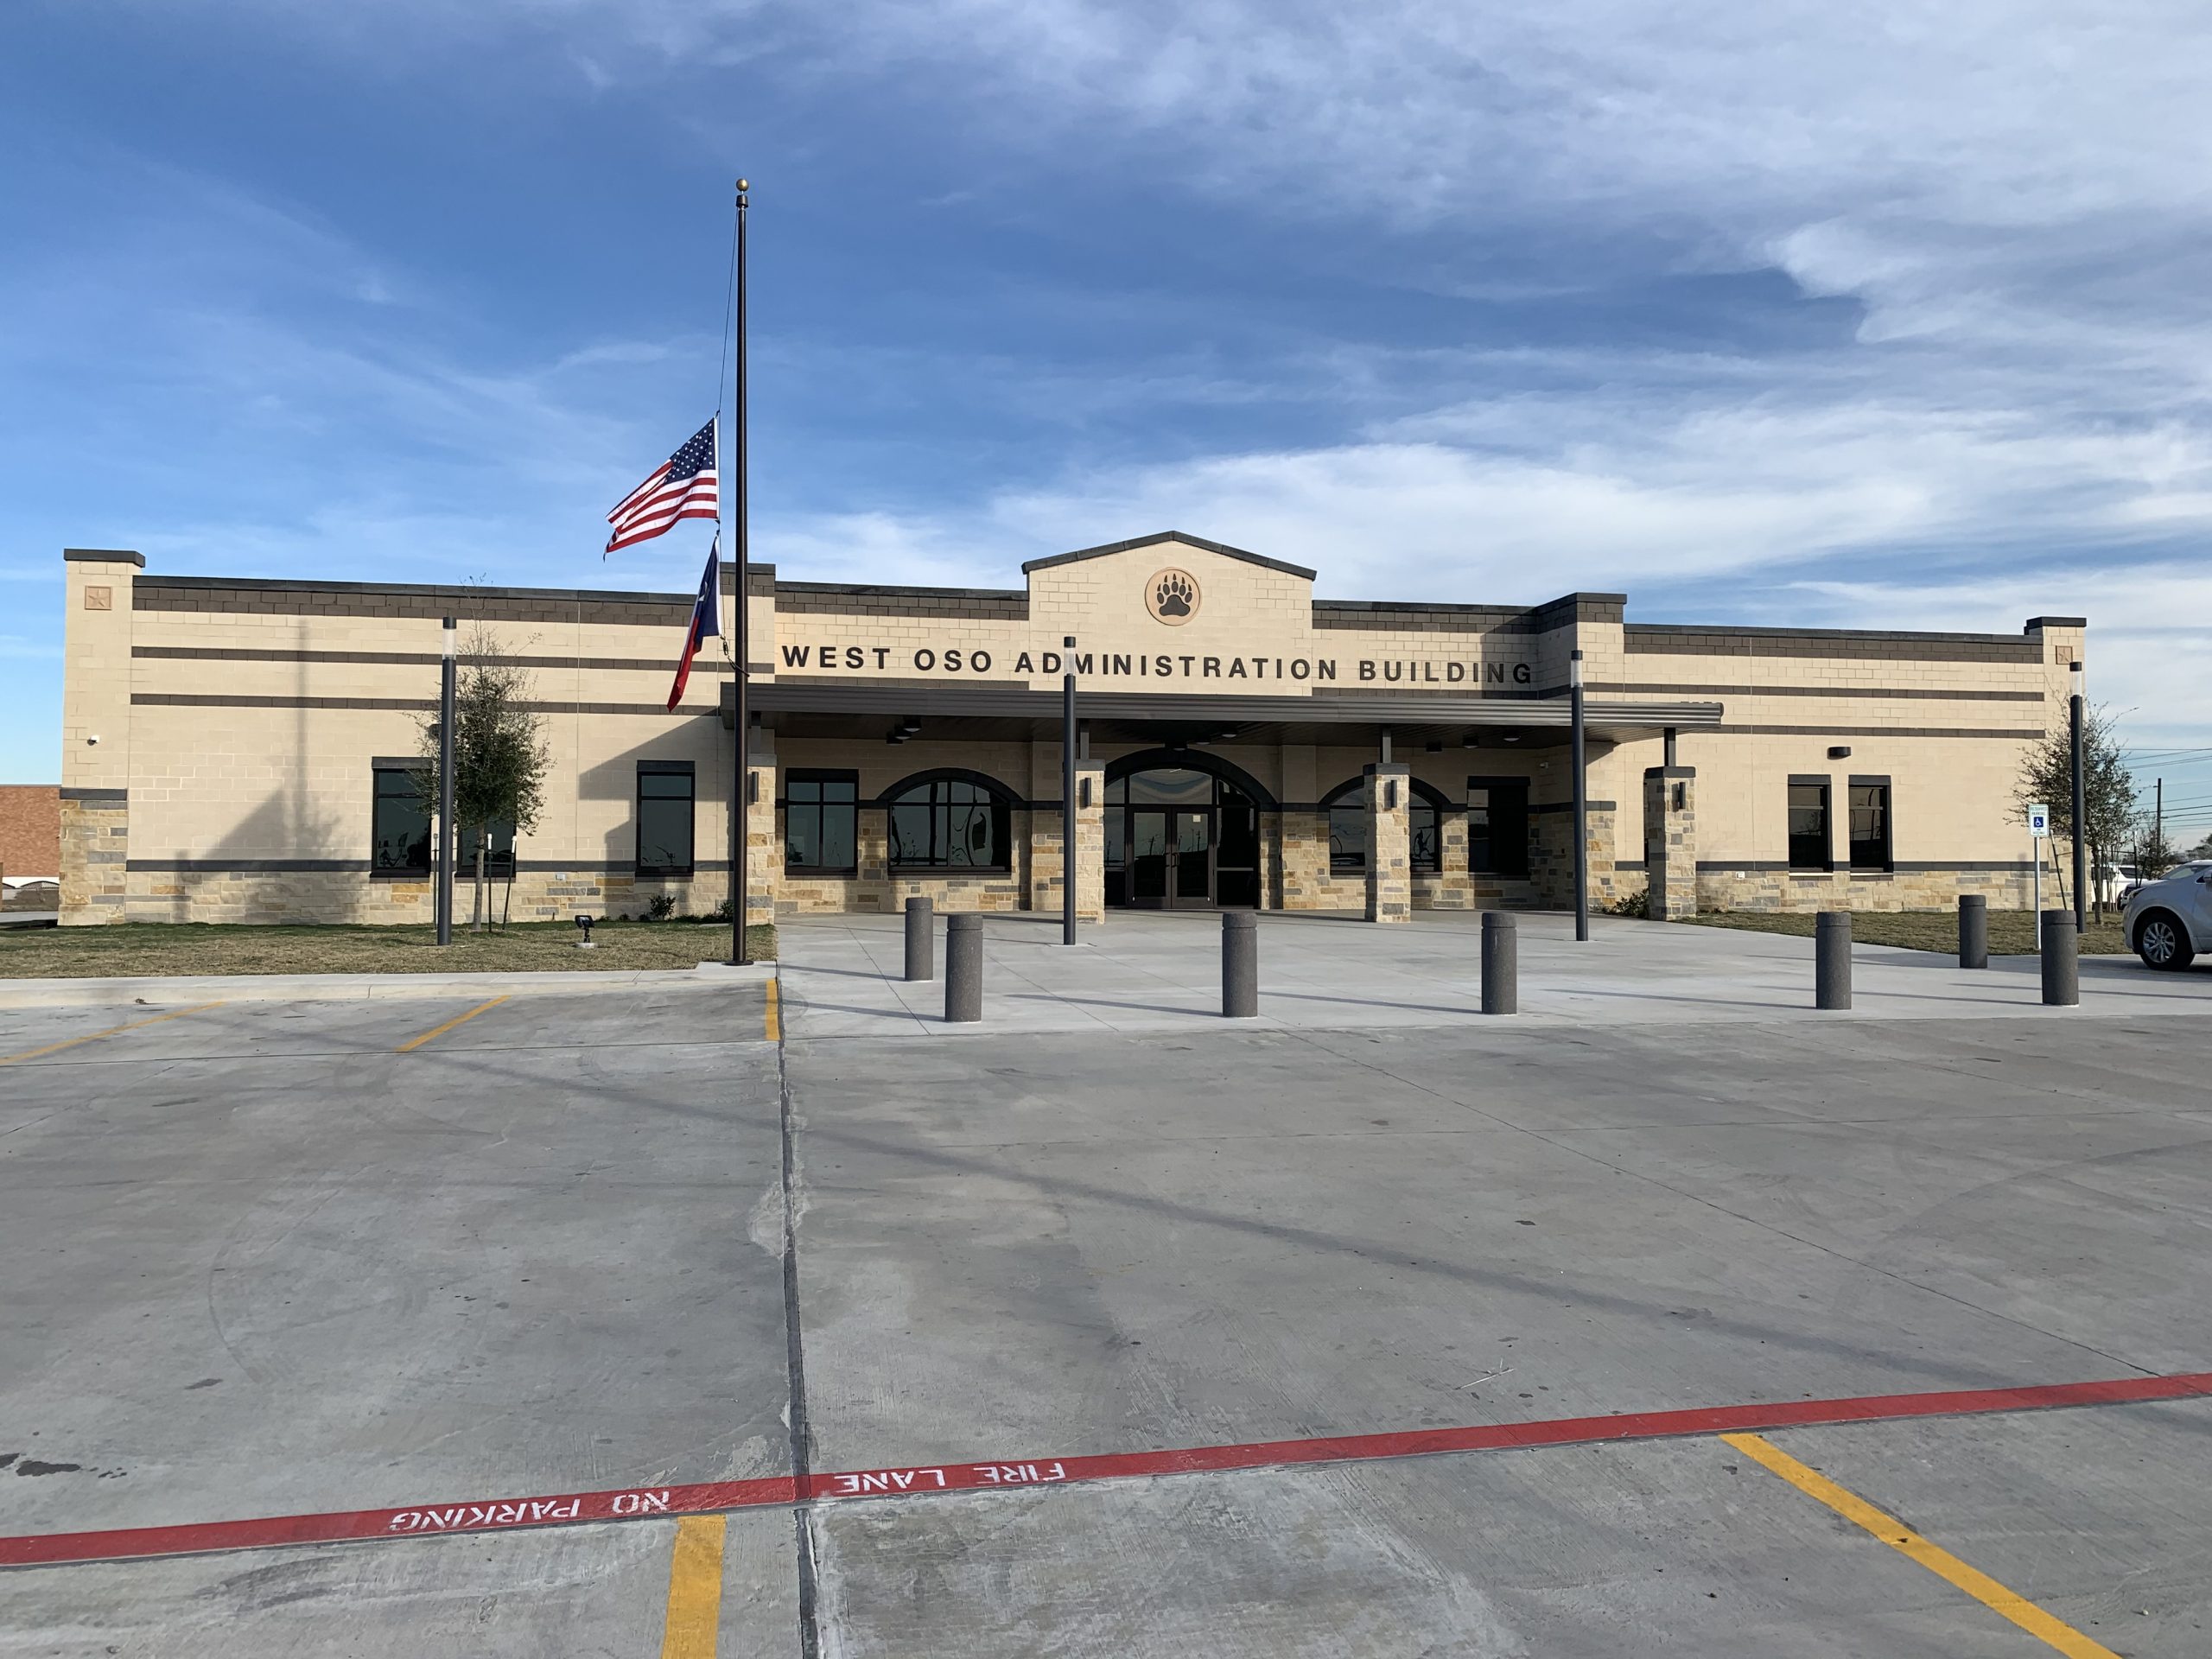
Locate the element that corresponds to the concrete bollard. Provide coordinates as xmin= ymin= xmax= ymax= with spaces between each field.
xmin=1958 ymin=893 xmax=1988 ymax=970
xmin=944 ymin=913 xmax=982 ymax=1023
xmin=904 ymin=895 xmax=933 ymax=982
xmin=1222 ymin=911 xmax=1257 ymax=1018
xmin=1815 ymin=911 xmax=1853 ymax=1010
xmin=2040 ymin=909 xmax=2079 ymax=1007
xmin=1480 ymin=911 xmax=1517 ymax=1015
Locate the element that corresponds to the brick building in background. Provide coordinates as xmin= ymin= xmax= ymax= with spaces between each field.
xmin=0 ymin=785 xmax=61 ymax=880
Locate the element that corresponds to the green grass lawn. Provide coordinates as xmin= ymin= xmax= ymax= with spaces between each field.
xmin=1681 ymin=908 xmax=2130 ymax=957
xmin=0 ymin=919 xmax=778 ymax=978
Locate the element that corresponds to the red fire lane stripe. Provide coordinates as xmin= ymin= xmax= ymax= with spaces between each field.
xmin=7 ymin=1371 xmax=2208 ymax=1569
xmin=0 ymin=1478 xmax=795 ymax=1570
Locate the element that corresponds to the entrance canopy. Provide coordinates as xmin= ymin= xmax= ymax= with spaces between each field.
xmin=727 ymin=681 xmax=1723 ymax=747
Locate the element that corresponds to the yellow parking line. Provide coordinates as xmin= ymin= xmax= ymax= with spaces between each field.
xmin=393 ymin=995 xmax=510 ymax=1053
xmin=0 ymin=1002 xmax=224 ymax=1066
xmin=764 ymin=979 xmax=779 ymax=1042
xmin=657 ymin=1515 xmax=726 ymax=1658
xmin=1722 ymin=1432 xmax=2120 ymax=1659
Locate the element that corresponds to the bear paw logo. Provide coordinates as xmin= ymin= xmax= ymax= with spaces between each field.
xmin=1153 ymin=571 xmax=1195 ymax=619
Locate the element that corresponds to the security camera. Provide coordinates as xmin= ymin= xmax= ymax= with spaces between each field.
xmin=86 ymin=734 xmax=99 ymax=746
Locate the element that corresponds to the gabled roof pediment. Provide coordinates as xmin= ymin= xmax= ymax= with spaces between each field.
xmin=1020 ymin=531 xmax=1317 ymax=582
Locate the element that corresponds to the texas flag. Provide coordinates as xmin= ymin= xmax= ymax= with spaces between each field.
xmin=667 ymin=536 xmax=721 ymax=711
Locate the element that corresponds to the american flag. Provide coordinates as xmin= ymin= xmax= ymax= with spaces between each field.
xmin=606 ymin=419 xmax=719 ymax=555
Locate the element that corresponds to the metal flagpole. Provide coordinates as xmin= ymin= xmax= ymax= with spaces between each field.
xmin=731 ymin=180 xmax=751 ymax=966
xmin=437 ymin=616 xmax=456 ymax=946
xmin=1570 ymin=648 xmax=1588 ymax=942
xmin=2069 ymin=660 xmax=2086 ymax=931
xmin=1063 ymin=636 xmax=1077 ymax=945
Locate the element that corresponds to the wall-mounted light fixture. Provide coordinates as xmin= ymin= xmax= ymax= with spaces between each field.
xmin=1078 ymin=778 xmax=1092 ymax=809
xmin=1827 ymin=746 xmax=1852 ymax=760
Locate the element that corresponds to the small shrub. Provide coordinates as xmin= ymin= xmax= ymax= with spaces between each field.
xmin=1605 ymin=887 xmax=1651 ymax=919
xmin=645 ymin=893 xmax=677 ymax=922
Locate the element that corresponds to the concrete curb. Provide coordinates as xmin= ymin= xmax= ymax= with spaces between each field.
xmin=0 ymin=961 xmax=777 ymax=1008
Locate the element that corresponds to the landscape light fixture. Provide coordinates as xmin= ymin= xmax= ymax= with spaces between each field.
xmin=574 ymin=913 xmax=597 ymax=949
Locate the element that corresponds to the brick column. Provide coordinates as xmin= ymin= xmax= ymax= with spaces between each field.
xmin=1072 ymin=761 xmax=1105 ymax=922
xmin=1364 ymin=762 xmax=1411 ymax=924
xmin=1643 ymin=766 xmax=1698 ymax=919
xmin=743 ymin=753 xmax=778 ymax=925
xmin=60 ymin=550 xmax=141 ymax=925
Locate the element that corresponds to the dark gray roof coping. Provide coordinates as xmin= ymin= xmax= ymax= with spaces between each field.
xmin=64 ymin=548 xmax=145 ymax=567
xmin=1626 ymin=621 xmax=2024 ymax=647
xmin=138 ymin=573 xmax=692 ymax=606
xmin=2024 ymin=616 xmax=2088 ymax=632
xmin=774 ymin=580 xmax=1027 ymax=602
xmin=1523 ymin=593 xmax=1630 ymax=625
xmin=1312 ymin=599 xmax=1529 ymax=617
xmin=1021 ymin=531 xmax=1319 ymax=582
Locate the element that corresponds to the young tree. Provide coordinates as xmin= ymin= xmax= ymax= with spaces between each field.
xmin=414 ymin=626 xmax=553 ymax=931
xmin=2131 ymin=817 xmax=2179 ymax=876
xmin=2012 ymin=702 xmax=2137 ymax=920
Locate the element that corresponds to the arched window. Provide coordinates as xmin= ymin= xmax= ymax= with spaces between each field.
xmin=1320 ymin=779 xmax=1446 ymax=874
xmin=883 ymin=771 xmax=1014 ymax=871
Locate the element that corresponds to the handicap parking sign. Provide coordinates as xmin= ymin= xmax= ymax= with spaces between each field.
xmin=2028 ymin=803 xmax=2050 ymax=838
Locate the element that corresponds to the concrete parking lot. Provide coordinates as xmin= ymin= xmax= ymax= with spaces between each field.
xmin=3 ymin=913 xmax=2209 ymax=1655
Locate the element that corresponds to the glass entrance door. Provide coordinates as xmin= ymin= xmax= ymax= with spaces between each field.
xmin=1173 ymin=810 xmax=1211 ymax=905
xmin=1128 ymin=809 xmax=1212 ymax=907
xmin=1107 ymin=766 xmax=1262 ymax=909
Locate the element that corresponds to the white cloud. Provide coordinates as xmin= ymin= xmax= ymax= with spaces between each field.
xmin=37 ymin=0 xmax=2212 ymax=766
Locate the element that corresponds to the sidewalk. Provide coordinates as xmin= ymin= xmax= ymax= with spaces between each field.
xmin=776 ymin=908 xmax=2210 ymax=1038
xmin=0 ymin=959 xmax=773 ymax=1008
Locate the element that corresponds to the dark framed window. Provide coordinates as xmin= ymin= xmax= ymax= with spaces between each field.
xmin=1788 ymin=777 xmax=1832 ymax=871
xmin=786 ymin=771 xmax=859 ymax=873
xmin=1321 ymin=779 xmax=1443 ymax=874
xmin=1466 ymin=779 xmax=1530 ymax=878
xmin=1848 ymin=777 xmax=1892 ymax=871
xmin=638 ymin=762 xmax=696 ymax=875
xmin=372 ymin=766 xmax=430 ymax=874
xmin=887 ymin=774 xmax=1012 ymax=870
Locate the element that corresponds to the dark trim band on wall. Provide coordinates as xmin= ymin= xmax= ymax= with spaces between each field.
xmin=1625 ymin=626 xmax=2044 ymax=664
xmin=59 ymin=786 xmax=128 ymax=803
xmin=1694 ymin=860 xmax=2033 ymax=873
xmin=1529 ymin=799 xmax=1618 ymax=814
xmin=1713 ymin=724 xmax=2046 ymax=740
xmin=132 ymin=694 xmax=711 ymax=716
xmin=1599 ymin=682 xmax=2046 ymax=702
xmin=125 ymin=857 xmax=734 ymax=875
xmin=128 ymin=859 xmax=372 ymax=873
xmin=132 ymin=646 xmax=734 ymax=673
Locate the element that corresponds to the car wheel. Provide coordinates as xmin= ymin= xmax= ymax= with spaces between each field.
xmin=2134 ymin=911 xmax=2195 ymax=970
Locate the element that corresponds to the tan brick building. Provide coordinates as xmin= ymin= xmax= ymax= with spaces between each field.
xmin=57 ymin=536 xmax=2081 ymax=926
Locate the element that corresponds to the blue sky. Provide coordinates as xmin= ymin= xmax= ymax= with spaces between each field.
xmin=6 ymin=2 xmax=2210 ymax=837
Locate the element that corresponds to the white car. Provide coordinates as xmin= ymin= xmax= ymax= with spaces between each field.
xmin=2123 ymin=861 xmax=2212 ymax=969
